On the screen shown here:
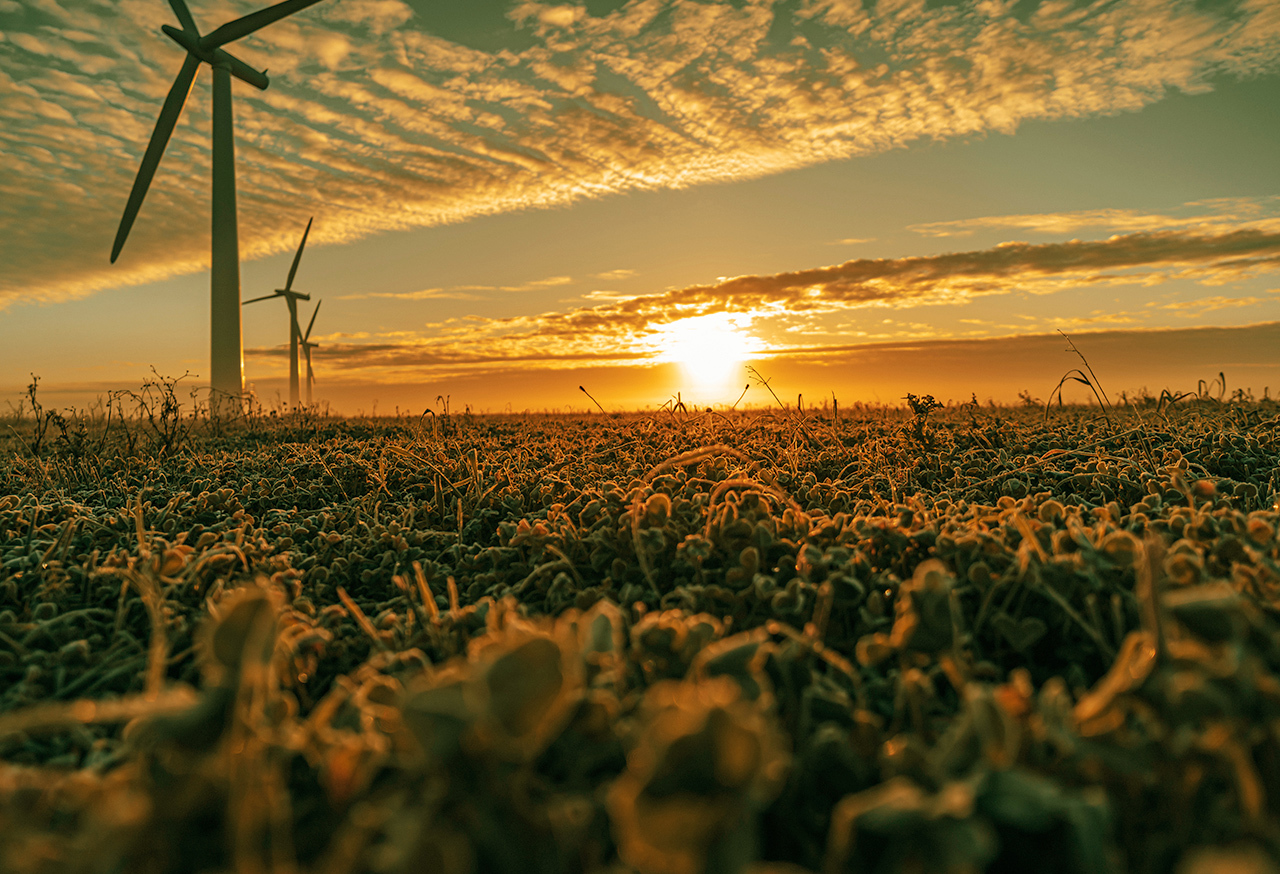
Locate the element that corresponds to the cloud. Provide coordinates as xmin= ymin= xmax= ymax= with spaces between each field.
xmin=245 ymin=338 xmax=652 ymax=370
xmin=338 ymin=273 xmax=575 ymax=300
xmin=484 ymin=225 xmax=1280 ymax=342
xmin=1155 ymin=294 xmax=1269 ymax=313
xmin=338 ymin=287 xmax=482 ymax=301
xmin=581 ymin=289 xmax=634 ymax=301
xmin=591 ymin=268 xmax=637 ymax=280
xmin=508 ymin=275 xmax=574 ymax=290
xmin=243 ymin=221 xmax=1280 ymax=380
xmin=910 ymin=198 xmax=1280 ymax=238
xmin=318 ymin=0 xmax=413 ymax=36
xmin=5 ymin=0 xmax=1280 ymax=306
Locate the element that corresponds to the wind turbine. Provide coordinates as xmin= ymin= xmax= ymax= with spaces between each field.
xmin=242 ymin=217 xmax=312 ymax=407
xmin=299 ymin=300 xmax=321 ymax=405
xmin=110 ymin=0 xmax=329 ymax=405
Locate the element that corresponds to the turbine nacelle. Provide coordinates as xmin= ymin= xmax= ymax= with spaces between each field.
xmin=160 ymin=25 xmax=268 ymax=90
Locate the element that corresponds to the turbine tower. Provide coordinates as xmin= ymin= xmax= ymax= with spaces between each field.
xmin=110 ymin=0 xmax=329 ymax=405
xmin=299 ymin=300 xmax=321 ymax=405
xmin=242 ymin=217 xmax=313 ymax=407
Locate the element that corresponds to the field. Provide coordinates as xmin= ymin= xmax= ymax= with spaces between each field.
xmin=2 ymin=386 xmax=1280 ymax=874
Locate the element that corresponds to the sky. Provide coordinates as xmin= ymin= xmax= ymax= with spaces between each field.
xmin=3 ymin=0 xmax=1280 ymax=414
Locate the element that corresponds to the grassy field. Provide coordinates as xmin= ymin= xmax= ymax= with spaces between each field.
xmin=1 ymin=385 xmax=1279 ymax=873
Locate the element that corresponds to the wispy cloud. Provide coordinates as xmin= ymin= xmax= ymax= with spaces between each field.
xmin=247 ymin=221 xmax=1280 ymax=379
xmin=592 ymin=268 xmax=638 ymax=281
xmin=338 ymin=287 xmax=481 ymax=301
xmin=246 ymin=339 xmax=653 ymax=370
xmin=338 ymin=273 xmax=573 ymax=299
xmin=910 ymin=198 xmax=1280 ymax=238
xmin=503 ymin=275 xmax=574 ymax=291
xmin=488 ymin=225 xmax=1280 ymax=340
xmin=5 ymin=0 xmax=1280 ymax=306
xmin=1155 ymin=294 xmax=1270 ymax=314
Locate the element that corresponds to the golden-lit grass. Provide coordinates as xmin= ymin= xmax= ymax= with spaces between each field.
xmin=0 ymin=376 xmax=1279 ymax=872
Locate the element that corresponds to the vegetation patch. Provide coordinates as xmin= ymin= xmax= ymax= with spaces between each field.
xmin=2 ymin=385 xmax=1280 ymax=873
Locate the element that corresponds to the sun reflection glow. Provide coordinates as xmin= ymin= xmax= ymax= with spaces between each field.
xmin=654 ymin=313 xmax=760 ymax=400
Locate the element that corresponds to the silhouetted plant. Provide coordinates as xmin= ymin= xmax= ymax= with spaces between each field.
xmin=121 ymin=369 xmax=193 ymax=456
xmin=14 ymin=374 xmax=59 ymax=458
xmin=903 ymin=392 xmax=942 ymax=445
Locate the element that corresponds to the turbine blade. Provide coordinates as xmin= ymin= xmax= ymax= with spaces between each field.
xmin=168 ymin=0 xmax=198 ymax=34
xmin=220 ymin=50 xmax=270 ymax=90
xmin=304 ymin=300 xmax=321 ymax=341
xmin=201 ymin=0 xmax=325 ymax=49
xmin=111 ymin=53 xmax=200 ymax=263
xmin=242 ymin=293 xmax=279 ymax=305
xmin=283 ymin=216 xmax=312 ymax=292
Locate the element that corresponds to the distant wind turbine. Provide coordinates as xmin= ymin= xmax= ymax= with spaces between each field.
xmin=242 ymin=217 xmax=313 ymax=407
xmin=299 ymin=300 xmax=321 ymax=405
xmin=110 ymin=0 xmax=330 ymax=404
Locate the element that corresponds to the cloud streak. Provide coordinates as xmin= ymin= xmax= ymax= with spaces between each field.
xmin=338 ymin=273 xmax=575 ymax=300
xmin=491 ymin=225 xmax=1280 ymax=337
xmin=910 ymin=198 xmax=1280 ymax=238
xmin=244 ymin=221 xmax=1280 ymax=379
xmin=5 ymin=0 xmax=1280 ymax=306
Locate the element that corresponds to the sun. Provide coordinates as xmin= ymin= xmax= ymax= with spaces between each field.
xmin=655 ymin=313 xmax=758 ymax=399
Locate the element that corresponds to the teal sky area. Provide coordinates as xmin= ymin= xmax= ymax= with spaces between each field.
xmin=3 ymin=0 xmax=1280 ymax=413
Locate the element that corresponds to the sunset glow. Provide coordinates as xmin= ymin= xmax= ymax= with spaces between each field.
xmin=10 ymin=2 xmax=1280 ymax=866
xmin=1 ymin=1 xmax=1279 ymax=412
xmin=655 ymin=313 xmax=758 ymax=399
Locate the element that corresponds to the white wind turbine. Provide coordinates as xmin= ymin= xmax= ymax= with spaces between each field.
xmin=242 ymin=217 xmax=312 ymax=407
xmin=299 ymin=300 xmax=321 ymax=405
xmin=110 ymin=0 xmax=329 ymax=404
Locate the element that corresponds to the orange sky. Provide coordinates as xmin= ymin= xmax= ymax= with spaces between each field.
xmin=3 ymin=0 xmax=1280 ymax=414
xmin=254 ymin=321 xmax=1280 ymax=414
